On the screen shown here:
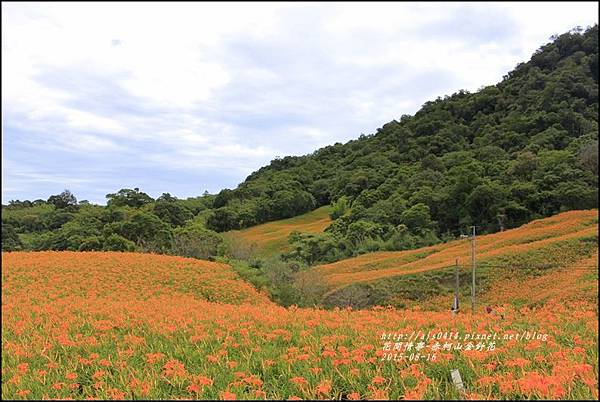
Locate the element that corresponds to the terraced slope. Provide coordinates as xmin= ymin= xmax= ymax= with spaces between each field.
xmin=304 ymin=210 xmax=598 ymax=307
xmin=480 ymin=252 xmax=599 ymax=306
xmin=224 ymin=206 xmax=331 ymax=257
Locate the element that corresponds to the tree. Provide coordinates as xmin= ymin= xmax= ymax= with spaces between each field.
xmin=329 ymin=196 xmax=349 ymax=220
xmin=157 ymin=192 xmax=177 ymax=203
xmin=44 ymin=211 xmax=74 ymax=230
xmin=116 ymin=211 xmax=172 ymax=250
xmin=154 ymin=197 xmax=192 ymax=227
xmin=171 ymin=225 xmax=223 ymax=260
xmin=57 ymin=217 xmax=102 ymax=251
xmin=420 ymin=154 xmax=445 ymax=172
xmin=271 ymin=190 xmax=316 ymax=219
xmin=400 ymin=203 xmax=435 ymax=234
xmin=2 ymin=224 xmax=23 ymax=251
xmin=213 ymin=189 xmax=234 ymax=208
xmin=346 ymin=220 xmax=385 ymax=245
xmin=106 ymin=188 xmax=154 ymax=208
xmin=103 ymin=234 xmax=135 ymax=252
xmin=206 ymin=207 xmax=240 ymax=232
xmin=466 ymin=182 xmax=508 ymax=229
xmin=579 ymin=140 xmax=598 ymax=176
xmin=8 ymin=200 xmax=32 ymax=209
xmin=20 ymin=215 xmax=46 ymax=233
xmin=310 ymin=179 xmax=332 ymax=205
xmin=78 ymin=236 xmax=103 ymax=251
xmin=553 ymin=182 xmax=597 ymax=210
xmin=47 ymin=190 xmax=78 ymax=210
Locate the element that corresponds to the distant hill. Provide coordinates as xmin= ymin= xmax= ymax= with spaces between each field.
xmin=223 ymin=205 xmax=331 ymax=258
xmin=206 ymin=26 xmax=598 ymax=262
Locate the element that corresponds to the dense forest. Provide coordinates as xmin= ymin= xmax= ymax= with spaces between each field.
xmin=208 ymin=25 xmax=599 ymax=262
xmin=3 ymin=26 xmax=598 ymax=270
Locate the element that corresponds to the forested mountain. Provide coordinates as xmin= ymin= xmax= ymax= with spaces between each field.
xmin=3 ymin=26 xmax=598 ymax=267
xmin=206 ymin=26 xmax=598 ymax=250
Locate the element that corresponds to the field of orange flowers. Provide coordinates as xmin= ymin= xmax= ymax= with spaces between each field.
xmin=224 ymin=206 xmax=331 ymax=258
xmin=309 ymin=209 xmax=598 ymax=293
xmin=2 ymin=212 xmax=598 ymax=400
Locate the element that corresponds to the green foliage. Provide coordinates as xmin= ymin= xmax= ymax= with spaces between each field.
xmin=200 ymin=25 xmax=598 ymax=253
xmin=206 ymin=187 xmax=316 ymax=232
xmin=206 ymin=206 xmax=240 ymax=231
xmin=173 ymin=193 xmax=215 ymax=215
xmin=284 ymin=231 xmax=350 ymax=266
xmin=57 ymin=216 xmax=103 ymax=251
xmin=170 ymin=224 xmax=223 ymax=260
xmin=47 ymin=189 xmax=78 ymax=211
xmin=227 ymin=256 xmax=323 ymax=307
xmin=272 ymin=189 xmax=316 ymax=218
xmin=153 ymin=194 xmax=193 ymax=227
xmin=103 ymin=233 xmax=135 ymax=252
xmin=261 ymin=257 xmax=302 ymax=307
xmin=329 ymin=196 xmax=349 ymax=220
xmin=78 ymin=236 xmax=103 ymax=251
xmin=106 ymin=188 xmax=154 ymax=208
xmin=45 ymin=211 xmax=75 ymax=230
xmin=400 ymin=203 xmax=435 ymax=234
xmin=112 ymin=211 xmax=173 ymax=251
xmin=3 ymin=187 xmax=231 ymax=261
xmin=1 ymin=224 xmax=23 ymax=251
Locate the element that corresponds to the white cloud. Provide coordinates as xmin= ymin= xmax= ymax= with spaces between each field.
xmin=2 ymin=2 xmax=598 ymax=202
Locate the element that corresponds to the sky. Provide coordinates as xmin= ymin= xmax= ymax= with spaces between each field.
xmin=2 ymin=2 xmax=598 ymax=204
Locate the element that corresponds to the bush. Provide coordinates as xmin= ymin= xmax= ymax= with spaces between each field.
xmin=78 ymin=236 xmax=103 ymax=251
xmin=170 ymin=225 xmax=223 ymax=260
xmin=103 ymin=234 xmax=135 ymax=252
xmin=2 ymin=224 xmax=23 ymax=251
xmin=262 ymin=257 xmax=300 ymax=307
xmin=222 ymin=235 xmax=256 ymax=260
xmin=293 ymin=267 xmax=328 ymax=307
xmin=329 ymin=196 xmax=349 ymax=220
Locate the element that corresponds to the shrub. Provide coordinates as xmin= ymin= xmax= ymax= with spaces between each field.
xmin=1 ymin=224 xmax=23 ymax=251
xmin=103 ymin=234 xmax=135 ymax=252
xmin=171 ymin=225 xmax=224 ymax=260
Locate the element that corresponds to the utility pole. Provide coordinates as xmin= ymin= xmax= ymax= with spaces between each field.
xmin=452 ymin=258 xmax=460 ymax=315
xmin=470 ymin=226 xmax=476 ymax=314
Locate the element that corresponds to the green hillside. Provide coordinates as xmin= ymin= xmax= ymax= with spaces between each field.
xmin=205 ymin=26 xmax=598 ymax=264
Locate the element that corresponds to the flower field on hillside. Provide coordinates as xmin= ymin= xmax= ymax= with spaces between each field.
xmin=309 ymin=210 xmax=598 ymax=291
xmin=223 ymin=206 xmax=332 ymax=258
xmin=2 ymin=246 xmax=598 ymax=400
